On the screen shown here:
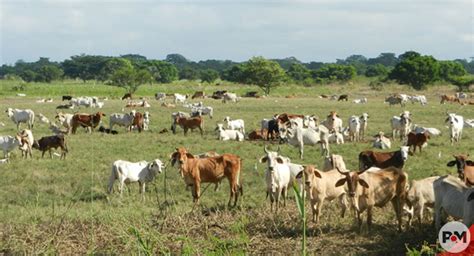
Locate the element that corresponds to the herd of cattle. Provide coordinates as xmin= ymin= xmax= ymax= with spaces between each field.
xmin=1 ymin=91 xmax=473 ymax=234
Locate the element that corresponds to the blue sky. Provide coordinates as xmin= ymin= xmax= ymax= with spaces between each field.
xmin=0 ymin=0 xmax=472 ymax=64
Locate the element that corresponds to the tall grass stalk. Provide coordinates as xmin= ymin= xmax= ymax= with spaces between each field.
xmin=293 ymin=177 xmax=306 ymax=255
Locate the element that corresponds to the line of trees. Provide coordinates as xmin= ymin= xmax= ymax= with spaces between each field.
xmin=1 ymin=52 xmax=473 ymax=94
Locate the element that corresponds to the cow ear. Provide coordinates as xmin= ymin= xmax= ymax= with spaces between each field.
xmin=335 ymin=178 xmax=346 ymax=187
xmin=186 ymin=153 xmax=195 ymax=159
xmin=276 ymin=157 xmax=284 ymax=164
xmin=466 ymin=160 xmax=474 ymax=166
xmin=468 ymin=192 xmax=474 ymax=202
xmin=447 ymin=161 xmax=456 ymax=167
xmin=296 ymin=171 xmax=303 ymax=179
xmin=259 ymin=156 xmax=268 ymax=163
xmin=313 ymin=169 xmax=322 ymax=179
xmin=358 ymin=179 xmax=369 ymax=188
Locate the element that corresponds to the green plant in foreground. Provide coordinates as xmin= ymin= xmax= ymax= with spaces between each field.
xmin=293 ymin=179 xmax=306 ymax=255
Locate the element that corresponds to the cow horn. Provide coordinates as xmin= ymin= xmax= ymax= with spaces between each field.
xmin=264 ymin=145 xmax=269 ymax=153
xmin=336 ymin=166 xmax=348 ymax=175
xmin=357 ymin=169 xmax=367 ymax=175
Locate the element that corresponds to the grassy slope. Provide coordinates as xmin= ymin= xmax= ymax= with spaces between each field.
xmin=0 ymin=79 xmax=472 ymax=254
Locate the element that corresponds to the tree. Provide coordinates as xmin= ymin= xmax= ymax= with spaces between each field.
xmin=398 ymin=51 xmax=421 ymax=61
xmin=109 ymin=66 xmax=152 ymax=93
xmin=243 ymin=56 xmax=286 ymax=95
xmin=389 ymin=54 xmax=440 ymax=90
xmin=36 ymin=65 xmax=63 ymax=83
xmin=311 ymin=64 xmax=356 ymax=82
xmin=165 ymin=53 xmax=189 ymax=68
xmin=200 ymin=69 xmax=219 ymax=83
xmin=439 ymin=61 xmax=466 ymax=81
xmin=222 ymin=64 xmax=246 ymax=83
xmin=61 ymin=55 xmax=109 ymax=82
xmin=286 ymin=63 xmax=311 ymax=82
xmin=271 ymin=56 xmax=302 ymax=70
xmin=365 ymin=64 xmax=389 ymax=77
xmin=179 ymin=66 xmax=200 ymax=80
xmin=337 ymin=55 xmax=367 ymax=75
xmin=367 ymin=53 xmax=399 ymax=67
xmin=20 ymin=70 xmax=38 ymax=82
xmin=141 ymin=60 xmax=179 ymax=83
xmin=99 ymin=58 xmax=133 ymax=82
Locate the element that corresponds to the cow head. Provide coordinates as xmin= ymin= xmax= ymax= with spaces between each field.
xmin=215 ymin=123 xmax=225 ymax=131
xmin=323 ymin=154 xmax=347 ymax=171
xmin=327 ymin=111 xmax=339 ymax=121
xmin=147 ymin=159 xmax=165 ymax=174
xmin=259 ymin=146 xmax=284 ymax=172
xmin=447 ymin=154 xmax=472 ymax=180
xmin=5 ymin=108 xmax=13 ymax=117
xmin=296 ymin=165 xmax=322 ymax=188
xmin=335 ymin=167 xmax=369 ymax=197
xmin=445 ymin=113 xmax=459 ymax=125
xmin=360 ymin=113 xmax=369 ymax=122
xmin=400 ymin=146 xmax=410 ymax=161
xmin=170 ymin=147 xmax=194 ymax=168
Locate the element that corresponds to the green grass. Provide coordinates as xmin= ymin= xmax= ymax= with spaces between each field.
xmin=0 ymin=79 xmax=472 ymax=254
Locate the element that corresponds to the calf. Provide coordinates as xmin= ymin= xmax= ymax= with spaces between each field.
xmin=385 ymin=95 xmax=406 ymax=107
xmin=406 ymin=131 xmax=430 ymax=154
xmin=55 ymin=112 xmax=74 ymax=134
xmin=335 ymin=166 xmax=408 ymax=232
xmin=32 ymin=135 xmax=68 ymax=159
xmin=391 ymin=111 xmax=412 ymax=141
xmin=17 ymin=129 xmax=34 ymax=159
xmin=248 ymin=129 xmax=268 ymax=140
xmin=440 ymin=94 xmax=460 ymax=104
xmin=279 ymin=121 xmax=330 ymax=159
xmin=404 ymin=176 xmax=440 ymax=227
xmin=215 ymin=124 xmax=244 ymax=141
xmin=6 ymin=108 xmax=35 ymax=130
xmin=359 ymin=146 xmax=409 ymax=171
xmin=143 ymin=111 xmax=150 ymax=131
xmin=191 ymin=106 xmax=213 ymax=119
xmin=173 ymin=93 xmax=188 ymax=104
xmin=447 ymin=154 xmax=474 ymax=186
xmin=132 ymin=112 xmax=144 ymax=133
xmin=155 ymin=92 xmax=166 ymax=101
xmin=108 ymin=159 xmax=164 ymax=200
xmin=71 ymin=112 xmax=106 ymax=134
xmin=359 ymin=113 xmax=369 ymax=140
xmin=445 ymin=113 xmax=464 ymax=144
xmin=174 ymin=116 xmax=204 ymax=136
xmin=222 ymin=92 xmax=239 ymax=103
xmin=348 ymin=115 xmax=361 ymax=142
xmin=322 ymin=111 xmax=343 ymax=133
xmin=413 ymin=125 xmax=441 ymax=137
xmin=224 ymin=116 xmax=245 ymax=133
xmin=296 ymin=165 xmax=348 ymax=224
xmin=171 ymin=147 xmax=242 ymax=207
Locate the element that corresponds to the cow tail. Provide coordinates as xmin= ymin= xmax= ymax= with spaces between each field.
xmin=238 ymin=158 xmax=243 ymax=196
xmin=396 ymin=168 xmax=408 ymax=207
xmin=108 ymin=165 xmax=117 ymax=194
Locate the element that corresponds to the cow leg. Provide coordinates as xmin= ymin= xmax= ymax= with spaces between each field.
xmin=299 ymin=144 xmax=304 ymax=160
xmin=118 ymin=180 xmax=125 ymax=197
xmin=339 ymin=194 xmax=348 ymax=218
xmin=391 ymin=198 xmax=402 ymax=231
xmin=139 ymin=182 xmax=145 ymax=201
xmin=193 ymin=181 xmax=201 ymax=204
xmin=367 ymin=206 xmax=373 ymax=233
xmin=315 ymin=199 xmax=324 ymax=224
xmin=184 ymin=128 xmax=188 ymax=136
xmin=282 ymin=186 xmax=288 ymax=207
xmin=416 ymin=204 xmax=423 ymax=227
xmin=199 ymin=127 xmax=203 ymax=136
xmin=49 ymin=149 xmax=53 ymax=159
xmin=41 ymin=150 xmax=46 ymax=158
xmin=356 ymin=210 xmax=363 ymax=232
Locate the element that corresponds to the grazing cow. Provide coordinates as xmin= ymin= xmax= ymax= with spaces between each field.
xmin=222 ymin=92 xmax=239 ymax=103
xmin=71 ymin=112 xmax=106 ymax=134
xmin=413 ymin=125 xmax=441 ymax=137
xmin=143 ymin=111 xmax=150 ymax=131
xmin=170 ymin=112 xmax=191 ymax=134
xmin=108 ymin=159 xmax=164 ymax=200
xmin=385 ymin=95 xmax=406 ymax=107
xmin=447 ymin=154 xmax=474 ymax=186
xmin=32 ymin=135 xmax=68 ymax=159
xmin=174 ymin=116 xmax=204 ymax=136
xmin=259 ymin=146 xmax=292 ymax=212
xmin=173 ymin=93 xmax=188 ymax=104
xmin=215 ymin=124 xmax=244 ymax=141
xmin=6 ymin=108 xmax=35 ymax=130
xmin=191 ymin=91 xmax=205 ymax=99
xmin=335 ymin=166 xmax=408 ymax=232
xmin=440 ymin=94 xmax=460 ymax=104
xmin=224 ymin=116 xmax=245 ymax=133
xmin=464 ymin=189 xmax=474 ymax=227
xmin=296 ymin=165 xmax=348 ymax=223
xmin=170 ymin=147 xmax=242 ymax=206
xmin=121 ymin=92 xmax=132 ymax=100
xmin=408 ymin=95 xmax=427 ymax=105
xmin=38 ymin=113 xmax=51 ymax=125
xmin=348 ymin=115 xmax=361 ymax=142
xmin=132 ymin=112 xmax=144 ymax=133
xmin=109 ymin=111 xmax=136 ymax=131
xmin=433 ymin=175 xmax=470 ymax=230
xmin=70 ymin=96 xmax=97 ymax=108
xmin=211 ymin=90 xmax=227 ymax=99
xmin=0 ymin=135 xmax=21 ymax=159
xmin=55 ymin=112 xmax=74 ymax=134
xmin=17 ymin=129 xmax=34 ymax=159
xmin=391 ymin=111 xmax=412 ymax=141
xmin=322 ymin=111 xmax=343 ymax=133
xmin=404 ymin=176 xmax=440 ymax=227
xmin=445 ymin=113 xmax=464 ymax=144
xmin=338 ymin=94 xmax=349 ymax=101
xmin=279 ymin=121 xmax=330 ymax=159
xmin=155 ymin=92 xmax=166 ymax=101
xmin=359 ymin=113 xmax=369 ymax=140
xmin=372 ymin=131 xmax=391 ymax=149
xmin=191 ymin=106 xmax=213 ymax=119
xmin=352 ymin=97 xmax=367 ymax=104
xmin=98 ymin=126 xmax=118 ymax=135
xmin=358 ymin=146 xmax=410 ymax=171
xmin=248 ymin=129 xmax=268 ymax=140
xmin=62 ymin=95 xmax=72 ymax=101
xmin=406 ymin=132 xmax=430 ymax=154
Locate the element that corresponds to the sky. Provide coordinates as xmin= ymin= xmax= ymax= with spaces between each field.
xmin=0 ymin=0 xmax=472 ymax=65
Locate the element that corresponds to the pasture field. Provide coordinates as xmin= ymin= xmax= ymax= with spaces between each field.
xmin=0 ymin=80 xmax=473 ymax=255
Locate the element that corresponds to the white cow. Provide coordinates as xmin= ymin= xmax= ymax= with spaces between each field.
xmin=55 ymin=112 xmax=74 ymax=134
xmin=348 ymin=115 xmax=361 ymax=142
xmin=434 ymin=175 xmax=470 ymax=230
xmin=352 ymin=98 xmax=367 ymax=104
xmin=327 ymin=131 xmax=344 ymax=144
xmin=143 ymin=111 xmax=150 ymax=131
xmin=408 ymin=95 xmax=427 ymax=105
xmin=0 ymin=135 xmax=20 ymax=159
xmin=6 ymin=108 xmax=35 ymax=130
xmin=456 ymin=92 xmax=468 ymax=99
xmin=155 ymin=92 xmax=167 ymax=101
xmin=215 ymin=124 xmax=244 ymax=141
xmin=465 ymin=119 xmax=474 ymax=128
xmin=322 ymin=112 xmax=343 ymax=133
xmin=17 ymin=129 xmax=34 ymax=159
xmin=445 ymin=113 xmax=464 ymax=144
xmin=259 ymin=147 xmax=292 ymax=212
xmin=109 ymin=111 xmax=136 ymax=131
xmin=191 ymin=106 xmax=213 ymax=119
xmin=279 ymin=121 xmax=329 ymax=159
xmin=391 ymin=111 xmax=411 ymax=141
xmin=38 ymin=113 xmax=51 ymax=125
xmin=359 ymin=113 xmax=369 ymax=140
xmin=224 ymin=116 xmax=245 ymax=133
xmin=404 ymin=176 xmax=440 ymax=227
xmin=413 ymin=125 xmax=441 ymax=136
xmin=70 ymin=97 xmax=97 ymax=108
xmin=108 ymin=159 xmax=164 ymax=200
xmin=222 ymin=92 xmax=239 ymax=103
xmin=303 ymin=115 xmax=317 ymax=129
xmin=372 ymin=132 xmax=391 ymax=149
xmin=173 ymin=93 xmax=187 ymax=104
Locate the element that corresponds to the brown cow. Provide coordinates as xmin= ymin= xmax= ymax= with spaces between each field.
xmin=191 ymin=91 xmax=205 ymax=99
xmin=358 ymin=146 xmax=410 ymax=171
xmin=338 ymin=94 xmax=349 ymax=101
xmin=406 ymin=131 xmax=430 ymax=154
xmin=248 ymin=129 xmax=268 ymax=140
xmin=276 ymin=113 xmax=305 ymax=124
xmin=71 ymin=112 xmax=106 ymax=134
xmin=32 ymin=135 xmax=68 ymax=159
xmin=440 ymin=94 xmax=460 ymax=104
xmin=132 ymin=112 xmax=144 ymax=133
xmin=174 ymin=116 xmax=204 ymax=136
xmin=121 ymin=92 xmax=132 ymax=100
xmin=170 ymin=147 xmax=243 ymax=206
xmin=447 ymin=154 xmax=474 ymax=186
